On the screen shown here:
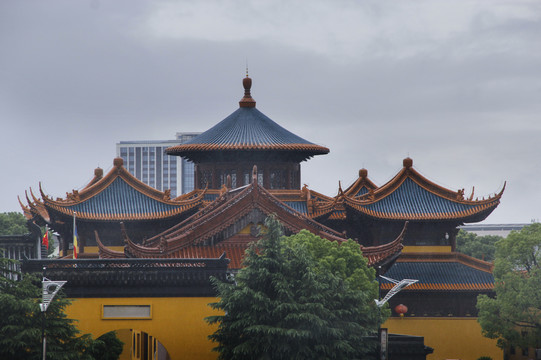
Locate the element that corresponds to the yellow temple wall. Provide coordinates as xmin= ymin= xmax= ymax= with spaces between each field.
xmin=65 ymin=297 xmax=220 ymax=360
xmin=65 ymin=296 xmax=502 ymax=360
xmin=402 ymin=246 xmax=452 ymax=253
xmin=82 ymin=246 xmax=124 ymax=254
xmin=384 ymin=317 xmax=502 ymax=360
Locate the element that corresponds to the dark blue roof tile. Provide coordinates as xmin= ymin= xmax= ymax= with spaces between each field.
xmin=185 ymin=107 xmax=316 ymax=147
xmin=383 ymin=261 xmax=494 ymax=287
xmin=283 ymin=201 xmax=308 ymax=215
xmin=364 ymin=178 xmax=480 ymax=216
xmin=69 ymin=178 xmax=182 ymax=216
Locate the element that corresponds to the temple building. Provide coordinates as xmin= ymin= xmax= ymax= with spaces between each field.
xmin=20 ymin=74 xmax=505 ymax=360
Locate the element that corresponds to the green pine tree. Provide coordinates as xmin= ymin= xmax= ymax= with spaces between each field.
xmin=0 ymin=255 xmax=122 ymax=360
xmin=207 ymin=215 xmax=385 ymax=360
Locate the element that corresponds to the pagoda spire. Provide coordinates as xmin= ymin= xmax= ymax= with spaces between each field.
xmin=239 ymin=70 xmax=256 ymax=108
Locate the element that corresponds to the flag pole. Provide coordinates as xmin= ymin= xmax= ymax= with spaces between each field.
xmin=42 ymin=225 xmax=49 ymax=256
xmin=41 ymin=266 xmax=46 ymax=360
xmin=73 ymin=211 xmax=77 ymax=259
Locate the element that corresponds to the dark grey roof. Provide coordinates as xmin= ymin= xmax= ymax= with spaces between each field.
xmin=166 ymin=107 xmax=329 ymax=157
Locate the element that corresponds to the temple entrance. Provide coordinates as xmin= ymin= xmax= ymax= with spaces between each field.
xmin=100 ymin=329 xmax=171 ymax=360
xmin=63 ymin=296 xmax=219 ymax=360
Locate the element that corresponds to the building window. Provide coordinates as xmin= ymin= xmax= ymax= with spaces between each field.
xmin=200 ymin=170 xmax=213 ymax=188
xmin=182 ymin=159 xmax=195 ymax=194
xmin=290 ymin=168 xmax=299 ymax=189
xmin=219 ymin=169 xmax=237 ymax=188
xmin=128 ymin=147 xmax=135 ymax=173
xmin=257 ymin=170 xmax=264 ymax=187
xmin=156 ymin=149 xmax=162 ymax=191
xmin=270 ymin=169 xmax=285 ymax=189
xmin=135 ymin=148 xmax=141 ymax=178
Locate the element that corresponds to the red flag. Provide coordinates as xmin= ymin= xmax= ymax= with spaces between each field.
xmin=42 ymin=231 xmax=49 ymax=250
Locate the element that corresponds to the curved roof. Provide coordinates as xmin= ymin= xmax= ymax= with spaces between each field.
xmin=343 ymin=168 xmax=378 ymax=197
xmin=28 ymin=158 xmax=204 ymax=221
xmin=98 ymin=169 xmax=404 ymax=269
xmin=166 ymin=76 xmax=329 ymax=162
xmin=65 ymin=178 xmax=182 ymax=216
xmin=381 ymin=252 xmax=494 ymax=291
xmin=342 ymin=158 xmax=504 ymax=222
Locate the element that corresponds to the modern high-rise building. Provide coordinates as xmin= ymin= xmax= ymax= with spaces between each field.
xmin=116 ymin=132 xmax=200 ymax=197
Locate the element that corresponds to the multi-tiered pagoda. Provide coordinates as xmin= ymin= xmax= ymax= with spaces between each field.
xmin=22 ymin=75 xmax=503 ymax=274
xmin=20 ymin=74 xmax=506 ymax=360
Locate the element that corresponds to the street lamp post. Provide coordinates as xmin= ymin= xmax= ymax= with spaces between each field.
xmin=375 ymin=275 xmax=418 ymax=360
xmin=40 ymin=266 xmax=67 ymax=360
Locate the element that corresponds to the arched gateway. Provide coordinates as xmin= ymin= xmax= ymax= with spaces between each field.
xmin=23 ymin=257 xmax=229 ymax=360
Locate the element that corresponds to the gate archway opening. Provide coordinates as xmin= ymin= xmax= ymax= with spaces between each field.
xmin=96 ymin=329 xmax=171 ymax=360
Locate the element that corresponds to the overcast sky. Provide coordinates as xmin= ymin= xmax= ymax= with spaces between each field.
xmin=1 ymin=0 xmax=540 ymax=224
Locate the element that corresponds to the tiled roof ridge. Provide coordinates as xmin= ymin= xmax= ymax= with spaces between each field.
xmin=360 ymin=222 xmax=406 ymax=267
xmin=266 ymin=189 xmax=305 ymax=201
xmin=41 ymin=159 xmax=179 ymax=205
xmin=306 ymin=188 xmax=335 ymax=202
xmin=32 ymin=158 xmax=206 ymax=221
xmin=81 ymin=167 xmax=104 ymax=190
xmin=40 ymin=196 xmax=202 ymax=221
xmin=141 ymin=188 xmax=237 ymax=247
xmin=305 ymin=158 xmax=503 ymax=221
xmin=165 ymin=76 xmax=329 ymax=159
xmin=299 ymin=186 xmax=343 ymax=218
xmin=157 ymin=179 xmax=347 ymax=246
xmin=327 ymin=211 xmax=347 ymax=220
xmin=126 ymin=184 xmax=257 ymax=257
xmin=18 ymin=195 xmax=34 ymax=220
xmin=260 ymin=187 xmax=347 ymax=241
xmin=95 ymin=230 xmax=126 ymax=259
xmin=343 ymin=168 xmax=379 ymax=197
xmin=20 ymin=189 xmax=50 ymax=223
xmin=124 ymin=179 xmax=350 ymax=258
xmin=397 ymin=252 xmax=494 ymax=273
xmin=172 ymin=188 xmax=205 ymax=201
xmin=380 ymin=282 xmax=494 ymax=291
xmin=357 ymin=158 xmax=505 ymax=205
xmin=310 ymin=205 xmax=337 ymax=219
xmin=342 ymin=198 xmax=500 ymax=221
xmin=122 ymin=179 xmax=406 ymax=268
xmin=166 ymin=142 xmax=330 ymax=153
xmin=362 ymin=222 xmax=407 ymax=256
xmin=337 ymin=158 xmax=503 ymax=221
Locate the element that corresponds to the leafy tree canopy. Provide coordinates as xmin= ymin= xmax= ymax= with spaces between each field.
xmin=0 ymin=256 xmax=122 ymax=360
xmin=207 ymin=216 xmax=385 ymax=360
xmin=477 ymin=223 xmax=541 ymax=350
xmin=456 ymin=229 xmax=501 ymax=262
xmin=87 ymin=331 xmax=124 ymax=360
xmin=0 ymin=212 xmax=28 ymax=235
xmin=284 ymin=230 xmax=378 ymax=294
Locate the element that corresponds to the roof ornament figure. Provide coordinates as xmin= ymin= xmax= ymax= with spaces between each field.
xmin=252 ymin=165 xmax=258 ymax=183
